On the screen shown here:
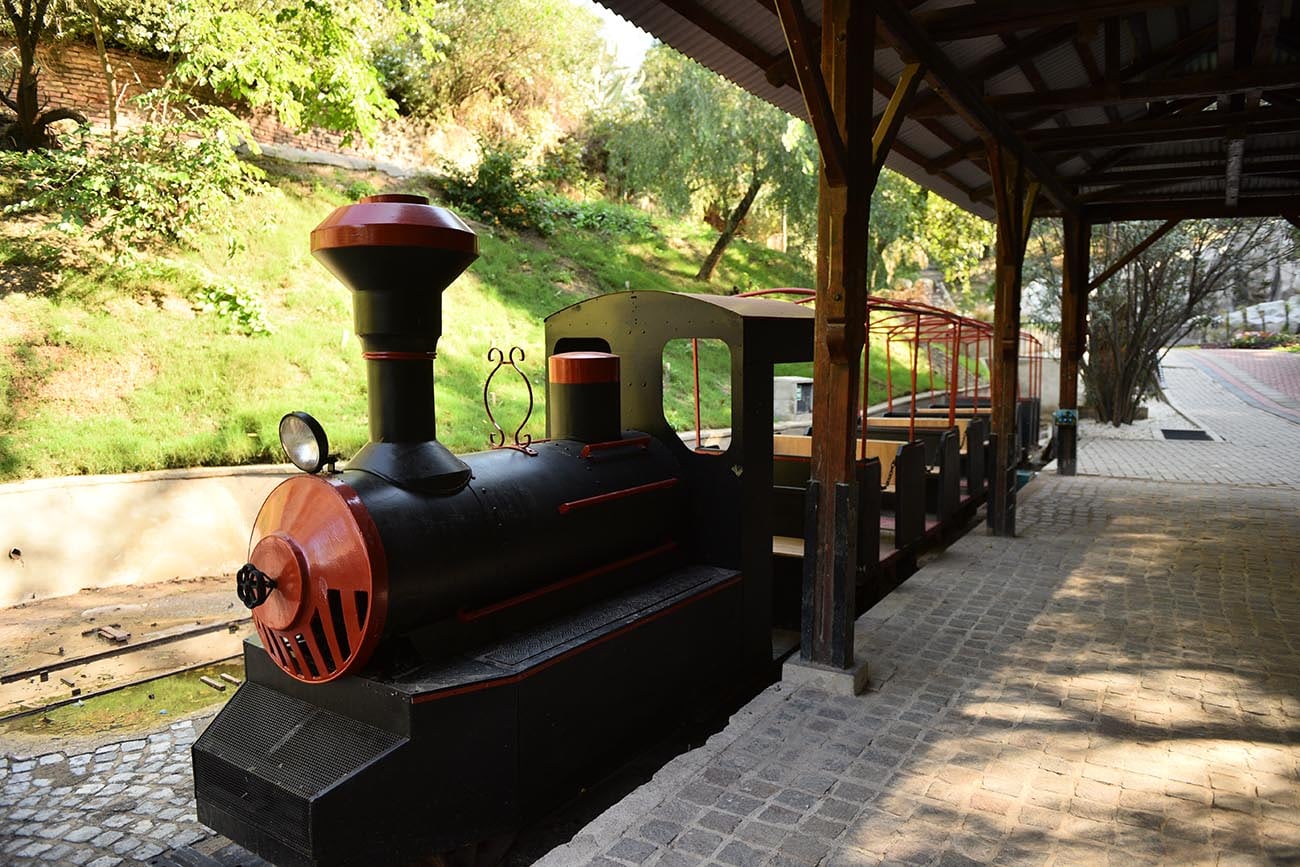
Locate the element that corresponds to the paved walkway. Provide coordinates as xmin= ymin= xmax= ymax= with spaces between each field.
xmin=2 ymin=349 xmax=1299 ymax=866
xmin=539 ymin=350 xmax=1300 ymax=866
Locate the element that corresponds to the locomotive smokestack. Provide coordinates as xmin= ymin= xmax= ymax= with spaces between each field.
xmin=311 ymin=194 xmax=478 ymax=492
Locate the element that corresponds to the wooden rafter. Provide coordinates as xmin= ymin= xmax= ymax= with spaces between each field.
xmin=1017 ymin=106 xmax=1300 ymax=150
xmin=1248 ymin=0 xmax=1283 ymax=108
xmin=870 ymin=0 xmax=1077 ymax=213
xmin=774 ymin=0 xmax=848 ymax=186
xmin=1087 ymin=219 xmax=1180 ymax=291
xmin=928 ymin=23 xmax=1217 ymax=169
xmin=915 ymin=0 xmax=1189 ymax=43
xmin=906 ymin=25 xmax=1077 ymax=116
xmin=910 ymin=65 xmax=1300 ymax=115
xmin=1072 ymin=158 xmax=1300 ymax=187
xmin=1085 ymin=196 xmax=1300 ymax=221
xmin=871 ymin=63 xmax=925 ymax=178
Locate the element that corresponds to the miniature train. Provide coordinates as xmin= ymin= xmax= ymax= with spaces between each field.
xmin=192 ymin=196 xmax=1016 ymax=866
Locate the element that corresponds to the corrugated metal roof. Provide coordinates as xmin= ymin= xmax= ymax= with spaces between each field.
xmin=595 ymin=0 xmax=1300 ymax=222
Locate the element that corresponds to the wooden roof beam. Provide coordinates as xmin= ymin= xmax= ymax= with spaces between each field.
xmin=1218 ymin=0 xmax=1238 ymax=110
xmin=1018 ymin=106 xmax=1300 ymax=150
xmin=1102 ymin=142 xmax=1299 ymax=170
xmin=773 ymin=0 xmax=848 ymax=186
xmin=1073 ymin=37 xmax=1123 ymax=125
xmin=910 ymin=64 xmax=1300 ymax=115
xmin=1084 ymin=195 xmax=1300 ymax=221
xmin=906 ymin=24 xmax=1077 ymax=116
xmin=928 ymin=22 xmax=1215 ymax=170
xmin=915 ymin=0 xmax=1190 ymax=43
xmin=870 ymin=0 xmax=1078 ymax=213
xmin=1248 ymin=0 xmax=1283 ymax=108
xmin=1088 ymin=219 xmax=1180 ymax=291
xmin=1073 ymin=158 xmax=1300 ymax=186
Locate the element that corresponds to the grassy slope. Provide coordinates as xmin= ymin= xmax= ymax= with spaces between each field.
xmin=0 ymin=159 xmax=932 ymax=481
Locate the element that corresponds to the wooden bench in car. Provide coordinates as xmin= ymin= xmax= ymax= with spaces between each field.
xmin=773 ymin=435 xmax=909 ymax=491
xmin=863 ymin=416 xmax=969 ymax=455
xmin=772 ymin=435 xmax=925 ymax=550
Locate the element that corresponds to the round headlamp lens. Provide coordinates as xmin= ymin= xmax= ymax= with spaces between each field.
xmin=279 ymin=412 xmax=329 ymax=474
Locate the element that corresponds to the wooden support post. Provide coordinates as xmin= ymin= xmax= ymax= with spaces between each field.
xmin=986 ymin=143 xmax=1037 ymax=536
xmin=1057 ymin=214 xmax=1090 ymax=476
xmin=788 ymin=0 xmax=873 ymax=670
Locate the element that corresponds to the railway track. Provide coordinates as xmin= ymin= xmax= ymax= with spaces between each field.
xmin=0 ymin=617 xmax=252 ymax=722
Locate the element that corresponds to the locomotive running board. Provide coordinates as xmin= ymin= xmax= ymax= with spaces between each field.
xmin=193 ymin=564 xmax=744 ymax=867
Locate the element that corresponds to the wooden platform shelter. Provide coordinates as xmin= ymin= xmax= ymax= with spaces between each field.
xmin=590 ymin=0 xmax=1300 ymax=670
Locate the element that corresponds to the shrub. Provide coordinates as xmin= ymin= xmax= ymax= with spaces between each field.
xmin=0 ymin=93 xmax=265 ymax=252
xmin=441 ymin=141 xmax=553 ymax=232
xmin=195 ymin=282 xmax=273 ymax=336
xmin=540 ymin=198 xmax=654 ymax=238
xmin=1229 ymin=330 xmax=1300 ymax=349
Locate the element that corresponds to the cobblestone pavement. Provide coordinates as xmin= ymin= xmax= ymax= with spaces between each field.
xmin=539 ymin=476 xmax=1300 ymax=867
xmin=0 ymin=717 xmax=267 ymax=867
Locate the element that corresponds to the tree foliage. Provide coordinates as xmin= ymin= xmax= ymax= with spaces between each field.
xmin=167 ymin=0 xmax=431 ymax=145
xmin=607 ymin=45 xmax=818 ymax=281
xmin=3 ymin=0 xmax=428 ymax=150
xmin=375 ymin=0 xmax=606 ymax=143
xmin=861 ymin=170 xmax=993 ymax=298
xmin=867 ymin=170 xmax=925 ymax=292
xmin=2 ymin=91 xmax=263 ymax=250
xmin=920 ymin=192 xmax=995 ymax=297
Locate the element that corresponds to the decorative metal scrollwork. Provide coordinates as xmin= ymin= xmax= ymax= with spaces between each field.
xmin=483 ymin=346 xmax=538 ymax=455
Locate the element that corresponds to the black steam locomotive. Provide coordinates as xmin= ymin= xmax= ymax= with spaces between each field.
xmin=192 ymin=195 xmax=818 ymax=866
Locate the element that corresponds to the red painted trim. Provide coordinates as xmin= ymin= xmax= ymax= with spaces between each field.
xmin=413 ymin=574 xmax=742 ymax=704
xmin=580 ymin=436 xmax=650 ymax=459
xmin=456 ymin=540 xmax=678 ymax=623
xmin=548 ymin=352 xmax=621 ymax=384
xmin=557 ymin=478 xmax=678 ymax=514
xmin=362 ymin=351 xmax=437 ymax=361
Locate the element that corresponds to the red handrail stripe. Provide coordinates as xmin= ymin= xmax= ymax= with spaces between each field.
xmin=362 ymin=351 xmax=437 ymax=361
xmin=580 ymin=436 xmax=651 ymax=458
xmin=557 ymin=478 xmax=679 ymax=514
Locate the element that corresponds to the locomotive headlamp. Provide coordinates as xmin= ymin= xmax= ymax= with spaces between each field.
xmin=279 ymin=411 xmax=331 ymax=474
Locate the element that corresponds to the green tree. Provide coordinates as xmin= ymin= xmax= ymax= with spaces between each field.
xmin=608 ymin=46 xmax=818 ymax=282
xmin=866 ymin=170 xmax=925 ymax=292
xmin=919 ymin=192 xmax=994 ymax=299
xmin=1025 ymin=218 xmax=1296 ymax=425
xmin=167 ymin=0 xmax=424 ymax=144
xmin=377 ymin=0 xmax=605 ymax=143
xmin=1 ymin=0 xmax=88 ymax=150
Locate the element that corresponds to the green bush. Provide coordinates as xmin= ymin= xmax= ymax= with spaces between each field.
xmin=540 ymin=198 xmax=654 ymax=238
xmin=442 ymin=142 xmax=657 ymax=239
xmin=0 ymin=94 xmax=264 ymax=252
xmin=441 ymin=141 xmax=553 ymax=232
xmin=1229 ymin=330 xmax=1300 ymax=349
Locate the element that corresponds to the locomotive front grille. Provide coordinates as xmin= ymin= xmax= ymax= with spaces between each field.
xmin=194 ymin=682 xmax=407 ymax=859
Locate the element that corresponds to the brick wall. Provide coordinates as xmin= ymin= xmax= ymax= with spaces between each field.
xmin=7 ymin=39 xmax=433 ymax=167
xmin=20 ymin=41 xmax=169 ymax=127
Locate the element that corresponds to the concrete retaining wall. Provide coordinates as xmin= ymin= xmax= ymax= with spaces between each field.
xmin=0 ymin=466 xmax=292 ymax=607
